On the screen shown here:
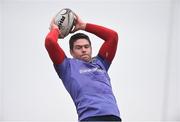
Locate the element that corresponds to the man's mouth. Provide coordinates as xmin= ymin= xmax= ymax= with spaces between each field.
xmin=80 ymin=54 xmax=90 ymax=61
xmin=81 ymin=54 xmax=89 ymax=58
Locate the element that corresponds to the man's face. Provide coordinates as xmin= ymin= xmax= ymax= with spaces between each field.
xmin=70 ymin=39 xmax=92 ymax=62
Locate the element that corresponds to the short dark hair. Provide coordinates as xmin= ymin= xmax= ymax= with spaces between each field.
xmin=69 ymin=33 xmax=91 ymax=50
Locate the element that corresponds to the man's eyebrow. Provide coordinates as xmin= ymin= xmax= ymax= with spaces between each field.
xmin=75 ymin=45 xmax=81 ymax=47
xmin=75 ymin=44 xmax=90 ymax=47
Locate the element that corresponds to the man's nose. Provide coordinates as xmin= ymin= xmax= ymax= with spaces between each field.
xmin=82 ymin=47 xmax=87 ymax=52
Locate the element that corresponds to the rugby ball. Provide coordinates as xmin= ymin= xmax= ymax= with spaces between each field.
xmin=54 ymin=8 xmax=76 ymax=38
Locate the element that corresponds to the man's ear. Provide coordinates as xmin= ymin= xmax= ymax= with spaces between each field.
xmin=70 ymin=50 xmax=74 ymax=57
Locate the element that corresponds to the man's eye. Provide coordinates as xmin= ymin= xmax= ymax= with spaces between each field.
xmin=76 ymin=46 xmax=81 ymax=49
xmin=85 ymin=45 xmax=90 ymax=48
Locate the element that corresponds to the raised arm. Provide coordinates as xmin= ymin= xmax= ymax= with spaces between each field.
xmin=45 ymin=18 xmax=66 ymax=65
xmin=85 ymin=23 xmax=118 ymax=63
xmin=70 ymin=15 xmax=118 ymax=63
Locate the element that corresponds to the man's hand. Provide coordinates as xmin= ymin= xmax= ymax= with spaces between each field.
xmin=49 ymin=17 xmax=60 ymax=33
xmin=70 ymin=14 xmax=87 ymax=33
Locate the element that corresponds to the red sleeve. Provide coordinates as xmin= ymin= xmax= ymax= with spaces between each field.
xmin=45 ymin=28 xmax=66 ymax=64
xmin=85 ymin=23 xmax=118 ymax=63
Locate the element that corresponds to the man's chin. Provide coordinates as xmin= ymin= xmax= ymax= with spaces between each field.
xmin=81 ymin=57 xmax=90 ymax=62
xmin=80 ymin=56 xmax=91 ymax=62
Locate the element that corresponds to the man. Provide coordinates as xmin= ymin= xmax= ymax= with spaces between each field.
xmin=45 ymin=14 xmax=121 ymax=121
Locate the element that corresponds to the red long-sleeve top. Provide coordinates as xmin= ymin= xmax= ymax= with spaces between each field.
xmin=45 ymin=23 xmax=118 ymax=65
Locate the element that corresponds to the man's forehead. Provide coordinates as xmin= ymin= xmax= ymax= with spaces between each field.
xmin=74 ymin=39 xmax=90 ymax=46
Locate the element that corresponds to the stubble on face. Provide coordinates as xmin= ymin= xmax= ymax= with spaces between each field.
xmin=71 ymin=39 xmax=92 ymax=62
